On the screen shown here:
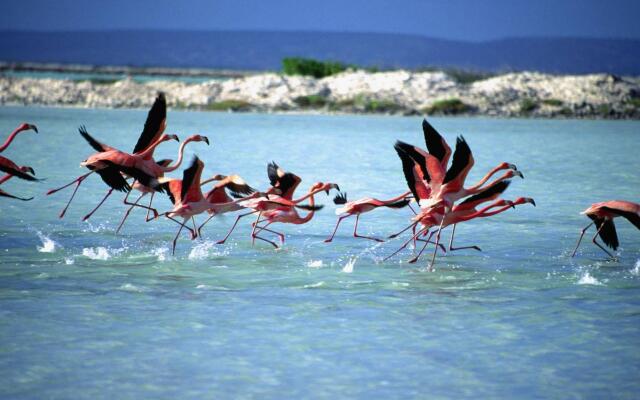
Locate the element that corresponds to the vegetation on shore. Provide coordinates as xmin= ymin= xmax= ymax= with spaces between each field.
xmin=282 ymin=57 xmax=350 ymax=78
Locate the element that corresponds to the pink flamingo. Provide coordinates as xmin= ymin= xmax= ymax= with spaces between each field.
xmin=323 ymin=191 xmax=412 ymax=243
xmin=0 ymin=165 xmax=37 ymax=201
xmin=157 ymin=157 xmax=260 ymax=254
xmin=112 ymin=134 xmax=209 ymax=231
xmin=194 ymin=174 xmax=257 ymax=237
xmin=250 ymin=182 xmax=328 ymax=248
xmin=0 ymin=123 xmax=38 ymax=153
xmin=571 ymin=200 xmax=640 ymax=259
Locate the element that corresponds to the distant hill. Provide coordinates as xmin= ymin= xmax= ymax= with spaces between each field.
xmin=1 ymin=30 xmax=639 ymax=75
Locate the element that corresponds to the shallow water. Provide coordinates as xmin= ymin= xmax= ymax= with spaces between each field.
xmin=1 ymin=106 xmax=639 ymax=399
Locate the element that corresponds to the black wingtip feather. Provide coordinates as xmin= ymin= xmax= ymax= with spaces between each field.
xmin=333 ymin=192 xmax=348 ymax=205
xmin=78 ymin=125 xmax=106 ymax=152
xmin=459 ymin=180 xmax=512 ymax=206
xmin=385 ymin=198 xmax=411 ymax=209
xmin=296 ymin=204 xmax=324 ymax=211
xmin=422 ymin=118 xmax=447 ymax=162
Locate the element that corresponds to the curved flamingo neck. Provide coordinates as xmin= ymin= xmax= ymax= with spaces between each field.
xmin=0 ymin=127 xmax=24 ymax=153
xmin=137 ymin=137 xmax=171 ymax=160
xmin=298 ymin=193 xmax=317 ymax=224
xmin=382 ymin=190 xmax=412 ymax=204
xmin=292 ymin=185 xmax=326 ymax=204
xmin=467 ymin=164 xmax=508 ymax=192
xmin=456 ymin=202 xmax=511 ymax=223
xmin=163 ymin=138 xmax=197 ymax=172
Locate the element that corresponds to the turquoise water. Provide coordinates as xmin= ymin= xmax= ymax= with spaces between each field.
xmin=1 ymin=106 xmax=639 ymax=399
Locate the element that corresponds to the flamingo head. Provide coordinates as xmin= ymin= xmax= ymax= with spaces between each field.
xmin=210 ymin=174 xmax=226 ymax=181
xmin=187 ymin=134 xmax=210 ymax=145
xmin=505 ymin=169 xmax=524 ymax=179
xmin=498 ymin=162 xmax=517 ymax=171
xmin=159 ymin=134 xmax=180 ymax=143
xmin=20 ymin=166 xmax=35 ymax=175
xmin=17 ymin=123 xmax=38 ymax=134
xmin=314 ymin=182 xmax=340 ymax=195
xmin=513 ymin=197 xmax=536 ymax=207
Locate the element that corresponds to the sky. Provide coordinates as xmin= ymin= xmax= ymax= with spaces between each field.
xmin=2 ymin=0 xmax=640 ymax=41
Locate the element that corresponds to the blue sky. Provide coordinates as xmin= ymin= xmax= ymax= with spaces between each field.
xmin=2 ymin=0 xmax=640 ymax=41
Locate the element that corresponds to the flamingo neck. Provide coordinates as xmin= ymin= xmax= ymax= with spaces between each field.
xmin=467 ymin=164 xmax=508 ymax=192
xmin=382 ymin=190 xmax=412 ymax=204
xmin=162 ymin=139 xmax=194 ymax=172
xmin=137 ymin=137 xmax=169 ymax=160
xmin=456 ymin=202 xmax=512 ymax=223
xmin=298 ymin=194 xmax=317 ymax=224
xmin=292 ymin=185 xmax=325 ymax=204
xmin=0 ymin=127 xmax=24 ymax=153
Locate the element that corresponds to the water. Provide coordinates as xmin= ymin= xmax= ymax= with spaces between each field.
xmin=1 ymin=106 xmax=639 ymax=399
xmin=1 ymin=70 xmax=225 ymax=84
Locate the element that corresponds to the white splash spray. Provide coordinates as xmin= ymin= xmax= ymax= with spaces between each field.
xmin=577 ymin=271 xmax=603 ymax=286
xmin=342 ymin=257 xmax=356 ymax=273
xmin=82 ymin=247 xmax=111 ymax=260
xmin=36 ymin=232 xmax=56 ymax=253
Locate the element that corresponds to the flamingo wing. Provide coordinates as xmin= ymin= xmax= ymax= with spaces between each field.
xmin=456 ymin=180 xmax=511 ymax=211
xmin=100 ymin=160 xmax=163 ymax=192
xmin=133 ymin=92 xmax=167 ymax=154
xmin=267 ymin=161 xmax=301 ymax=199
xmin=224 ymin=175 xmax=255 ymax=197
xmin=588 ymin=215 xmax=619 ymax=250
xmin=0 ymin=156 xmax=39 ymax=181
xmin=95 ymin=167 xmax=131 ymax=192
xmin=394 ymin=142 xmax=431 ymax=202
xmin=601 ymin=206 xmax=640 ymax=230
xmin=333 ymin=192 xmax=348 ymax=205
xmin=79 ymin=126 xmax=111 ymax=152
xmin=443 ymin=136 xmax=474 ymax=190
xmin=422 ymin=119 xmax=451 ymax=169
xmin=181 ymin=156 xmax=203 ymax=202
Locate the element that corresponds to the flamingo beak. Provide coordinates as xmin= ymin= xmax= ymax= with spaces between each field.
xmin=203 ymin=136 xmax=210 ymax=145
xmin=172 ymin=135 xmax=180 ymax=142
xmin=28 ymin=124 xmax=38 ymax=133
xmin=527 ymin=198 xmax=536 ymax=207
xmin=507 ymin=163 xmax=517 ymax=170
xmin=26 ymin=167 xmax=35 ymax=175
xmin=514 ymin=171 xmax=524 ymax=179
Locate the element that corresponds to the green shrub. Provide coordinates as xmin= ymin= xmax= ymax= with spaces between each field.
xmin=364 ymin=99 xmax=402 ymax=113
xmin=206 ymin=100 xmax=253 ymax=112
xmin=542 ymin=99 xmax=563 ymax=107
xmin=596 ymin=104 xmax=612 ymax=116
xmin=424 ymin=98 xmax=471 ymax=115
xmin=82 ymin=78 xmax=119 ymax=85
xmin=416 ymin=67 xmax=493 ymax=84
xmin=293 ymin=95 xmax=327 ymax=108
xmin=519 ymin=98 xmax=538 ymax=113
xmin=626 ymin=98 xmax=640 ymax=108
xmin=282 ymin=57 xmax=349 ymax=78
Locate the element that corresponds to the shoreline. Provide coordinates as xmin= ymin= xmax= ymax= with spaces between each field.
xmin=2 ymin=68 xmax=639 ymax=119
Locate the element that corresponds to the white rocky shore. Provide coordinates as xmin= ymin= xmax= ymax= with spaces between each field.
xmin=1 ymin=70 xmax=639 ymax=118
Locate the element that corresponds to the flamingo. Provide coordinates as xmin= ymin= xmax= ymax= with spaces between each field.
xmin=193 ymin=174 xmax=257 ymax=237
xmin=157 ymin=157 xmax=260 ymax=254
xmin=0 ymin=156 xmax=39 ymax=182
xmin=250 ymin=182 xmax=328 ymax=248
xmin=0 ymin=165 xmax=37 ymax=201
xmin=0 ymin=123 xmax=38 ymax=153
xmin=571 ymin=200 xmax=640 ymax=259
xmin=323 ymin=191 xmax=412 ymax=243
xmin=112 ymin=134 xmax=209 ymax=231
xmin=47 ymin=127 xmax=177 ymax=218
xmin=46 ymin=92 xmax=169 ymax=218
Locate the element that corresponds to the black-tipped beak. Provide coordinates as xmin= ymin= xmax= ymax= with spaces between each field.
xmin=335 ymin=184 xmax=340 ymax=192
xmin=515 ymin=171 xmax=524 ymax=179
xmin=203 ymin=137 xmax=210 ymax=145
xmin=530 ymin=199 xmax=536 ymax=207
xmin=27 ymin=167 xmax=35 ymax=175
xmin=325 ymin=189 xmax=330 ymax=195
xmin=508 ymin=163 xmax=517 ymax=170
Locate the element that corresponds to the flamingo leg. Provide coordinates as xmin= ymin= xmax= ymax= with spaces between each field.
xmin=48 ymin=171 xmax=94 ymax=218
xmin=571 ymin=222 xmax=594 ymax=257
xmin=164 ymin=215 xmax=196 ymax=255
xmin=408 ymin=237 xmax=430 ymax=264
xmin=122 ymin=181 xmax=158 ymax=219
xmin=252 ymin=233 xmax=280 ymax=249
xmin=353 ymin=214 xmax=384 ymax=242
xmin=250 ymin=212 xmax=262 ymax=246
xmin=197 ymin=214 xmax=215 ymax=238
xmin=191 ymin=217 xmax=198 ymax=240
xmin=171 ymin=218 xmax=186 ymax=255
xmin=383 ymin=226 xmax=429 ymax=262
xmin=324 ymin=214 xmax=350 ymax=243
xmin=388 ymin=221 xmax=418 ymax=239
xmin=591 ymin=223 xmax=616 ymax=259
xmin=407 ymin=202 xmax=418 ymax=215
xmin=216 ymin=210 xmax=259 ymax=245
xmin=115 ymin=192 xmax=146 ymax=234
xmin=82 ymin=188 xmax=114 ymax=221
xmin=408 ymin=231 xmax=446 ymax=263
xmin=253 ymin=222 xmax=285 ymax=245
xmin=411 ymin=223 xmax=417 ymax=250
xmin=144 ymin=192 xmax=155 ymax=222
xmin=447 ymin=224 xmax=482 ymax=252
xmin=427 ymin=219 xmax=446 ymax=271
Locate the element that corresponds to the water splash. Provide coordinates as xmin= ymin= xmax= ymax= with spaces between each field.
xmin=631 ymin=260 xmax=640 ymax=276
xmin=342 ymin=257 xmax=356 ymax=273
xmin=64 ymin=258 xmax=75 ymax=265
xmin=118 ymin=283 xmax=145 ymax=293
xmin=307 ymin=260 xmax=323 ymax=268
xmin=36 ymin=232 xmax=56 ymax=253
xmin=188 ymin=241 xmax=227 ymax=260
xmin=152 ymin=247 xmax=169 ymax=262
xmin=577 ymin=271 xmax=603 ymax=286
xmin=82 ymin=247 xmax=111 ymax=260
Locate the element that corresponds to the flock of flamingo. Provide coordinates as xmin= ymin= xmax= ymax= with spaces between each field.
xmin=1 ymin=92 xmax=638 ymax=269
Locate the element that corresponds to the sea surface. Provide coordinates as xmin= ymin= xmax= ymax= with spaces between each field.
xmin=1 ymin=106 xmax=639 ymax=399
